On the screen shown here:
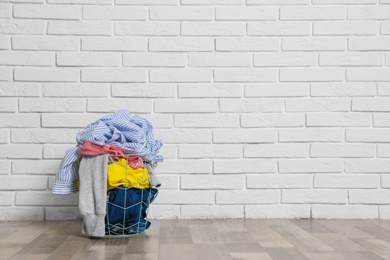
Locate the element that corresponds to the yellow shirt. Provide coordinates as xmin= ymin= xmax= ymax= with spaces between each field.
xmin=107 ymin=158 xmax=150 ymax=191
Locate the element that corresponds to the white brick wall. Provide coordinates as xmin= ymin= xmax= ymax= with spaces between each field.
xmin=1 ymin=0 xmax=389 ymax=221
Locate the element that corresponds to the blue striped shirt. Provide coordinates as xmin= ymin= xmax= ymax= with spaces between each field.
xmin=52 ymin=110 xmax=163 ymax=195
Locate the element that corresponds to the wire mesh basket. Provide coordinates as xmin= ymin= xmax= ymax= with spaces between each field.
xmin=104 ymin=154 xmax=158 ymax=237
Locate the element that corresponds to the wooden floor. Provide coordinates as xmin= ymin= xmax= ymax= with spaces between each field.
xmin=1 ymin=219 xmax=390 ymax=260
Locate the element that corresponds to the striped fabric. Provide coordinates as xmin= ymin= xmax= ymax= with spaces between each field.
xmin=52 ymin=110 xmax=163 ymax=195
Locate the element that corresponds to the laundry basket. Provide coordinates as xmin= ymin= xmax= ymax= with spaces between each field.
xmin=104 ymin=154 xmax=158 ymax=237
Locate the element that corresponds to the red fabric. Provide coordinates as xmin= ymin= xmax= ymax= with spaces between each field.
xmin=79 ymin=142 xmax=144 ymax=169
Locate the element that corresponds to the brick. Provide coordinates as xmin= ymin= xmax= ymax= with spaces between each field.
xmin=155 ymin=129 xmax=211 ymax=144
xmin=155 ymin=99 xmax=217 ymax=113
xmin=214 ymin=68 xmax=277 ymax=82
xmin=374 ymin=113 xmax=390 ymax=127
xmin=157 ymin=176 xmax=178 ymax=190
xmin=246 ymin=205 xmax=311 ymax=219
xmin=352 ymin=97 xmax=390 ymax=112
xmin=0 ymin=51 xmax=54 ymax=66
xmin=311 ymin=83 xmax=376 ymax=97
xmin=313 ymin=0 xmax=376 ymax=3
xmin=280 ymin=68 xmax=344 ymax=82
xmin=378 ymin=145 xmax=390 ymax=158
xmin=216 ymin=37 xmax=279 ymax=51
xmin=378 ymin=83 xmax=390 ymax=96
xmin=112 ymin=84 xmax=175 ymax=98
xmin=220 ymin=98 xmax=283 ymax=112
xmin=150 ymin=69 xmax=212 ymax=83
xmin=347 ymin=129 xmax=390 ymax=143
xmin=57 ymin=52 xmax=120 ymax=67
xmin=245 ymin=84 xmax=308 ymax=97
xmin=0 ymin=20 xmax=44 ymax=34
xmin=245 ymin=144 xmax=309 ymax=158
xmin=279 ymin=128 xmax=343 ymax=142
xmin=345 ymin=159 xmax=390 ymax=173
xmin=11 ymin=129 xmax=79 ymax=144
xmin=382 ymin=22 xmax=390 ymax=34
xmin=0 ymin=192 xmax=13 ymax=206
xmin=149 ymin=37 xmax=214 ymax=51
xmin=83 ymin=6 xmax=146 ymax=20
xmin=0 ymin=99 xmax=16 ymax=112
xmin=248 ymin=22 xmax=310 ymax=36
xmin=383 ymin=175 xmax=390 ymax=188
xmin=0 ymin=83 xmax=40 ymax=97
xmin=43 ymin=145 xmax=75 ymax=159
xmin=42 ymin=113 xmax=103 ymax=128
xmin=12 ymin=36 xmax=79 ymax=51
xmin=213 ymin=159 xmax=277 ymax=174
xmin=0 ymin=176 xmax=46 ymax=190
xmin=281 ymin=6 xmax=345 ymax=20
xmin=181 ymin=205 xmax=244 ymax=219
xmin=0 ymin=145 xmax=41 ymax=159
xmin=0 ymin=131 xmax=8 ymax=144
xmin=283 ymin=189 xmax=347 ymax=204
xmin=150 ymin=7 xmax=213 ymax=20
xmin=116 ymin=0 xmax=177 ymax=5
xmin=0 ymin=160 xmax=10 ymax=174
xmin=181 ymin=175 xmax=245 ymax=189
xmin=254 ymin=52 xmax=316 ymax=67
xmin=175 ymin=114 xmax=239 ymax=128
xmin=16 ymin=191 xmax=78 ymax=206
xmin=319 ymin=52 xmax=383 ymax=66
xmin=216 ymin=190 xmax=279 ymax=204
xmin=148 ymin=205 xmax=180 ymax=219
xmin=46 ymin=207 xmax=81 ymax=220
xmin=285 ymin=98 xmax=350 ymax=112
xmin=158 ymin=144 xmax=176 ymax=159
xmin=214 ymin=129 xmax=277 ymax=144
xmin=19 ymin=98 xmax=85 ymax=112
xmin=49 ymin=0 xmax=112 ymax=3
xmin=312 ymin=205 xmax=378 ymax=219
xmin=43 ymin=83 xmax=109 ymax=97
xmin=348 ymin=6 xmax=390 ymax=20
xmin=82 ymin=68 xmax=146 ymax=82
xmin=115 ymin=22 xmax=179 ymax=36
xmin=12 ymin=160 xmax=61 ymax=174
xmin=279 ymin=159 xmax=343 ymax=173
xmin=179 ymin=144 xmax=242 ymax=159
xmin=350 ymin=190 xmax=390 ymax=204
xmin=283 ymin=37 xmax=346 ymax=51
xmin=14 ymin=68 xmax=79 ymax=82
xmin=14 ymin=4 xmax=81 ymax=19
xmin=123 ymin=53 xmax=186 ymax=67
xmin=138 ymin=114 xmax=174 ymax=129
xmin=349 ymin=37 xmax=390 ymax=51
xmin=306 ymin=112 xmax=371 ymax=127
xmin=310 ymin=144 xmax=375 ymax=158
xmin=241 ymin=114 xmax=305 ymax=127
xmin=82 ymin=37 xmax=146 ymax=51
xmin=181 ymin=22 xmax=245 ymax=36
xmin=179 ymin=84 xmax=242 ymax=98
xmin=0 ymin=113 xmax=40 ymax=128
xmin=347 ymin=68 xmax=390 ymax=81
xmin=247 ymin=174 xmax=312 ymax=189
xmin=48 ymin=21 xmax=111 ymax=35
xmin=0 ymin=208 xmax=44 ymax=221
xmin=0 ymin=68 xmax=13 ymax=81
xmin=182 ymin=0 xmax=243 ymax=4
xmin=157 ymin=159 xmax=212 ymax=174
xmin=380 ymin=206 xmax=390 ymax=219
xmin=0 ymin=3 xmax=11 ymax=18
xmin=189 ymin=53 xmax=251 ymax=67
xmin=87 ymin=98 xmax=152 ymax=113
xmin=315 ymin=174 xmax=379 ymax=188
xmin=0 ymin=35 xmax=9 ymax=50
xmin=154 ymin=191 xmax=214 ymax=205
xmin=216 ymin=7 xmax=277 ymax=20
xmin=247 ymin=0 xmax=309 ymax=4
xmin=314 ymin=21 xmax=377 ymax=35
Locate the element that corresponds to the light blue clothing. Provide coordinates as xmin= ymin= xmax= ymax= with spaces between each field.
xmin=53 ymin=110 xmax=163 ymax=195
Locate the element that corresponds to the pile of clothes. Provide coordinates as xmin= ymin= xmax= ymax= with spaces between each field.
xmin=53 ymin=110 xmax=163 ymax=238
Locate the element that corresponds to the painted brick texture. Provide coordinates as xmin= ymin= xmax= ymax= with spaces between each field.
xmin=0 ymin=0 xmax=389 ymax=221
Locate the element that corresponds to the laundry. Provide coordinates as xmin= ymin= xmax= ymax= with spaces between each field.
xmin=107 ymin=158 xmax=150 ymax=191
xmin=105 ymin=186 xmax=158 ymax=235
xmin=52 ymin=110 xmax=163 ymax=195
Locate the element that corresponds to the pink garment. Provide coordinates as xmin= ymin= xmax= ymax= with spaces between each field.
xmin=79 ymin=142 xmax=144 ymax=169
